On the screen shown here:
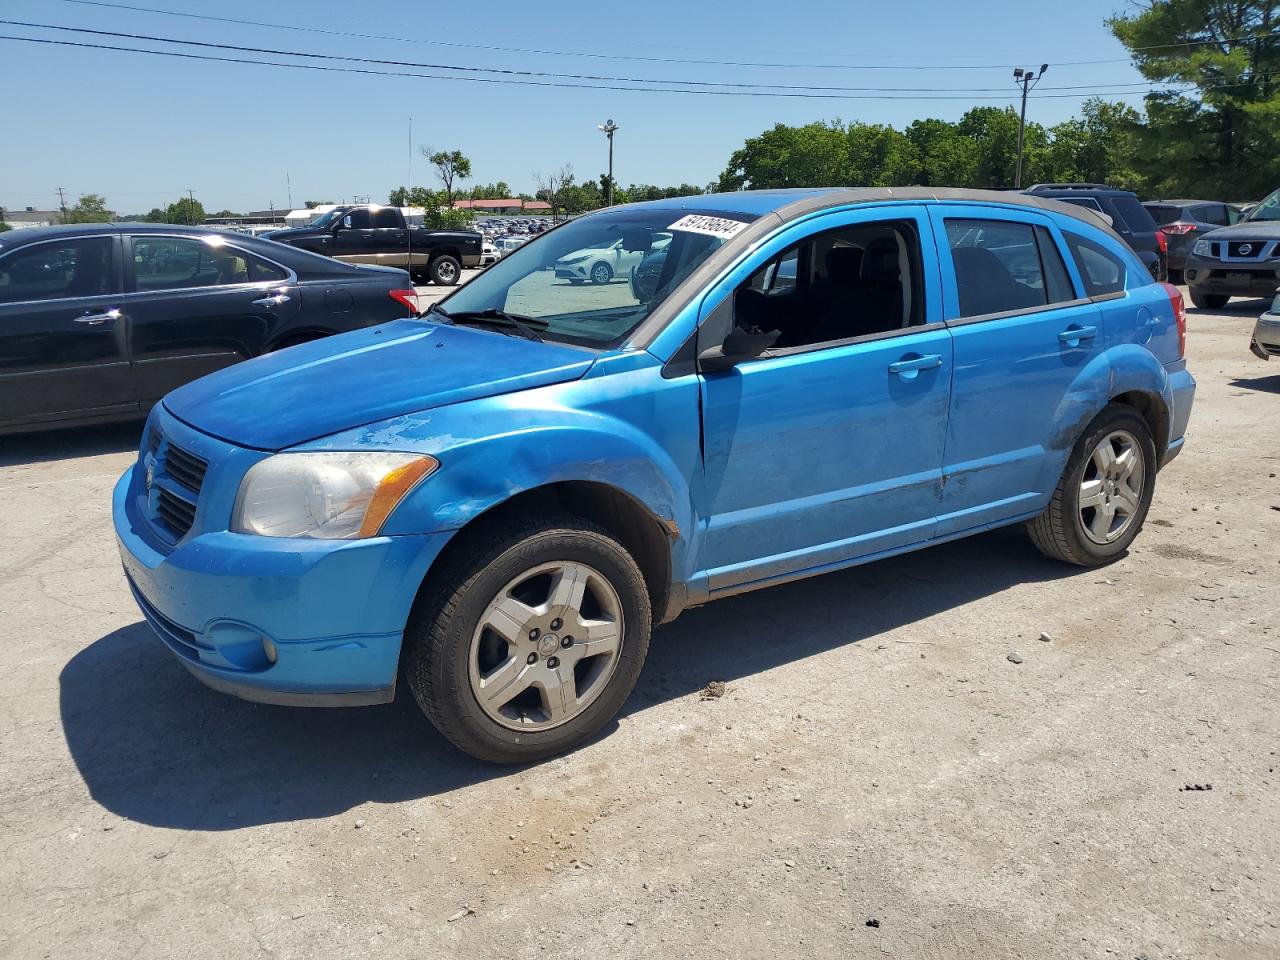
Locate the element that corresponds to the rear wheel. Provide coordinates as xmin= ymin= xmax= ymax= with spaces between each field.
xmin=404 ymin=514 xmax=652 ymax=764
xmin=1026 ymin=405 xmax=1156 ymax=566
xmin=1189 ymin=289 xmax=1229 ymax=309
xmin=429 ymin=255 xmax=461 ymax=286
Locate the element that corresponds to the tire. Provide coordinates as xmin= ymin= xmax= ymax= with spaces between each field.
xmin=1189 ymin=289 xmax=1229 ymax=309
xmin=429 ymin=255 xmax=462 ymax=286
xmin=1026 ymin=405 xmax=1157 ymax=566
xmin=589 ymin=261 xmax=613 ymax=285
xmin=404 ymin=513 xmax=652 ymax=764
xmin=1167 ymin=267 xmax=1184 ymax=286
xmin=568 ymin=279 xmax=585 ymax=286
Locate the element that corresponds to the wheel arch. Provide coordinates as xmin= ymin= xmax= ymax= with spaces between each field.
xmin=414 ymin=479 xmax=676 ymax=626
xmin=265 ymin=326 xmax=336 ymax=352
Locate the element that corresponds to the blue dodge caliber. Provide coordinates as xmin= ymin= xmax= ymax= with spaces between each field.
xmin=114 ymin=188 xmax=1196 ymax=762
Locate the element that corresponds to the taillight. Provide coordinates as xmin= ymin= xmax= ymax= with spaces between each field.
xmin=1161 ymin=281 xmax=1186 ymax=358
xmin=1156 ymin=230 xmax=1168 ymax=254
xmin=1160 ymin=222 xmax=1197 ymax=235
xmin=389 ymin=289 xmax=418 ymax=315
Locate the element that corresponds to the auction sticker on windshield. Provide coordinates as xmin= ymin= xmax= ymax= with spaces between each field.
xmin=668 ymin=214 xmax=750 ymax=240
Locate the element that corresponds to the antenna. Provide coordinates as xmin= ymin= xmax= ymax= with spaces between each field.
xmin=406 ymin=116 xmax=414 ymax=288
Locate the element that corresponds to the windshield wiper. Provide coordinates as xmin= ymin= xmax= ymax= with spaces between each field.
xmin=448 ymin=309 xmax=546 ymax=342
xmin=424 ymin=302 xmax=453 ymax=324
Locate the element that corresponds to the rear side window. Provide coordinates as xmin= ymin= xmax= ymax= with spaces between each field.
xmin=249 ymin=257 xmax=288 ymax=283
xmin=0 ymin=237 xmax=113 ymax=304
xmin=1194 ymin=204 xmax=1229 ymax=226
xmin=944 ymin=219 xmax=1076 ymax=318
xmin=131 ymin=236 xmax=286 ymax=290
xmin=372 ymin=208 xmax=401 ymax=228
xmin=1112 ymin=197 xmax=1157 ymax=233
xmin=1064 ymin=233 xmax=1127 ymax=297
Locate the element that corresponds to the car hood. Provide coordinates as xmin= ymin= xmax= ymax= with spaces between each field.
xmin=1204 ymin=220 xmax=1280 ymax=240
xmin=163 ymin=320 xmax=596 ymax=451
xmin=263 ymin=227 xmax=324 ymax=242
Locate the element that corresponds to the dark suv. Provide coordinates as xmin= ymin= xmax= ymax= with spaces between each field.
xmin=1182 ymin=186 xmax=1280 ymax=309
xmin=1143 ymin=200 xmax=1242 ymax=283
xmin=1024 ymin=185 xmax=1165 ymax=280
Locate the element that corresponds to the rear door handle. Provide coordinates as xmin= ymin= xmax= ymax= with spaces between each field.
xmin=1058 ymin=325 xmax=1098 ymax=345
xmin=251 ymin=293 xmax=292 ymax=309
xmin=74 ymin=308 xmax=121 ymax=326
xmin=888 ymin=354 xmax=943 ymax=379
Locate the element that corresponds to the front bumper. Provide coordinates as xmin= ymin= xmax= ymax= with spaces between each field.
xmin=555 ymin=263 xmax=589 ymax=279
xmin=1185 ymin=254 xmax=1280 ymax=297
xmin=112 ymin=424 xmax=454 ymax=706
xmin=1252 ymin=313 xmax=1280 ymax=359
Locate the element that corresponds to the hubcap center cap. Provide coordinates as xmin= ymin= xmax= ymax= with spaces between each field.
xmin=537 ymin=634 xmax=560 ymax=656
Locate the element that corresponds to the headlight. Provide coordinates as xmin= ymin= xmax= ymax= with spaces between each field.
xmin=1193 ymin=238 xmax=1210 ymax=257
xmin=232 ymin=452 xmax=438 ymax=539
xmin=559 ymin=255 xmax=589 ymax=265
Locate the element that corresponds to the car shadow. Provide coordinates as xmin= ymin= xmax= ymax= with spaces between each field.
xmin=60 ymin=526 xmax=1088 ymax=830
xmin=1187 ymin=296 xmax=1271 ymax=316
xmin=0 ymin=421 xmax=143 ymax=468
xmin=1228 ymin=374 xmax=1280 ymax=395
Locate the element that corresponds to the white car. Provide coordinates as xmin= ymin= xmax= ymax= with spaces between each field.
xmin=493 ymin=236 xmax=528 ymax=259
xmin=479 ymin=240 xmax=498 ymax=266
xmin=554 ymin=236 xmax=651 ymax=285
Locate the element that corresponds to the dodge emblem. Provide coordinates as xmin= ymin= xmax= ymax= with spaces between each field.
xmin=144 ymin=453 xmax=156 ymax=491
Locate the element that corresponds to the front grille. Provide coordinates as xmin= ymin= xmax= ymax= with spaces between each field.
xmin=144 ymin=426 xmax=208 ymax=541
xmin=164 ymin=443 xmax=208 ymax=494
xmin=1229 ymin=241 xmax=1260 ymax=258
xmin=156 ymin=486 xmax=197 ymax=536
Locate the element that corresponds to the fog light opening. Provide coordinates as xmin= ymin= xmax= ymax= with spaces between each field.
xmin=262 ymin=635 xmax=278 ymax=664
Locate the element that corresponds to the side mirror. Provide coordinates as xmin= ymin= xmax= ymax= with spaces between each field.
xmin=334 ymin=215 xmax=352 ymax=232
xmin=698 ymin=326 xmax=780 ymax=372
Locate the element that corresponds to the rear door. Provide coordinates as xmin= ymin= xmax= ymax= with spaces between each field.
xmin=0 ymin=233 xmax=136 ymax=428
xmin=124 ymin=234 xmax=300 ymax=404
xmin=928 ymin=205 xmax=1105 ymax=535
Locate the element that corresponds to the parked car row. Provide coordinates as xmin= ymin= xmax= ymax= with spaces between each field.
xmin=0 ymin=224 xmax=416 ymax=434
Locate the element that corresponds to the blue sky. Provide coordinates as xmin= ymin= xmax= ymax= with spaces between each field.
xmin=0 ymin=0 xmax=1149 ymax=214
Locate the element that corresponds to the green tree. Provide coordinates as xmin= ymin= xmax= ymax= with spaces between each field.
xmin=1109 ymin=0 xmax=1280 ymax=198
xmin=63 ymin=193 xmax=114 ymax=224
xmin=844 ymin=123 xmax=919 ymax=185
xmin=142 ymin=207 xmax=167 ymax=223
xmin=163 ymin=196 xmax=206 ymax=225
xmin=386 ymin=186 xmax=474 ymax=228
xmin=717 ymin=121 xmax=849 ymax=190
xmin=468 ymin=181 xmax=512 ymax=199
xmin=423 ymin=148 xmax=472 ymax=208
xmin=905 ymin=118 xmax=979 ymax=187
xmin=303 ymin=199 xmax=335 ymax=209
xmin=0 ymin=219 xmax=11 ymax=233
xmin=1043 ymin=99 xmax=1145 ymax=190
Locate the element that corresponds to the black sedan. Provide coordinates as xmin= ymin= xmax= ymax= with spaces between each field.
xmin=0 ymin=224 xmax=417 ymax=434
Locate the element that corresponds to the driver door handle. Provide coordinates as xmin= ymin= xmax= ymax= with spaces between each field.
xmin=251 ymin=293 xmax=292 ymax=309
xmin=74 ymin=308 xmax=121 ymax=326
xmin=888 ymin=354 xmax=943 ymax=377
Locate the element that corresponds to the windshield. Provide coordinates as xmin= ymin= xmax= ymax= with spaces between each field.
xmin=307 ymin=209 xmax=342 ymax=228
xmin=1246 ymin=188 xmax=1280 ymax=222
xmin=437 ymin=207 xmax=756 ymax=347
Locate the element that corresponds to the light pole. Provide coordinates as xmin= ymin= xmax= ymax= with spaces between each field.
xmin=598 ymin=119 xmax=619 ymax=206
xmin=1013 ymin=64 xmax=1048 ymax=189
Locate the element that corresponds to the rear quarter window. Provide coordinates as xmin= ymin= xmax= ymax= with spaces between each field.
xmin=1064 ymin=233 xmax=1128 ymax=297
xmin=1145 ymin=205 xmax=1181 ymax=226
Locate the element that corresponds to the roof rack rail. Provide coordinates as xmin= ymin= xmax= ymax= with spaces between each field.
xmin=1024 ymin=183 xmax=1115 ymax=193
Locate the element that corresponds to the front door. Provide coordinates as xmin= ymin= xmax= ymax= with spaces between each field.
xmin=928 ymin=206 xmax=1106 ymax=535
xmin=0 ymin=234 xmax=136 ymax=429
xmin=696 ymin=207 xmax=953 ymax=593
xmin=125 ymin=234 xmax=300 ymax=403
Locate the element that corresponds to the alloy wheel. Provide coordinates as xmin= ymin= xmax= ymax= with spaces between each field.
xmin=1078 ymin=429 xmax=1145 ymax=545
xmin=468 ymin=561 xmax=624 ymax=731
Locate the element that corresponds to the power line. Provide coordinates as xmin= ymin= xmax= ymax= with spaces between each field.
xmin=0 ymin=20 xmax=1170 ymax=95
xmin=48 ymin=0 xmax=1280 ymax=70
xmin=0 ymin=33 xmax=1217 ymax=102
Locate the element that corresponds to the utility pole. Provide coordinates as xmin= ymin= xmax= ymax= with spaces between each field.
xmin=597 ymin=119 xmax=619 ymax=206
xmin=186 ymin=188 xmax=196 ymax=225
xmin=1012 ymin=64 xmax=1048 ymax=189
xmin=56 ymin=186 xmax=68 ymax=224
xmin=286 ymin=171 xmax=293 ymax=211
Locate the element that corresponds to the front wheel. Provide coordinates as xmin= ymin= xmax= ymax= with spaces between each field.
xmin=1026 ymin=405 xmax=1157 ymax=566
xmin=429 ymin=255 xmax=461 ymax=286
xmin=590 ymin=261 xmax=613 ymax=285
xmin=1189 ymin=289 xmax=1229 ymax=309
xmin=404 ymin=514 xmax=652 ymax=763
